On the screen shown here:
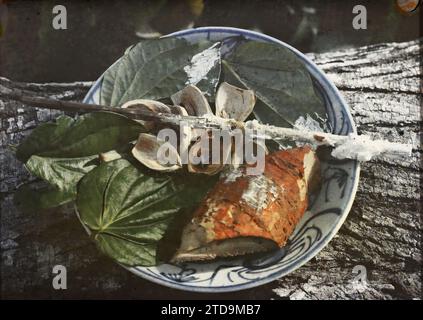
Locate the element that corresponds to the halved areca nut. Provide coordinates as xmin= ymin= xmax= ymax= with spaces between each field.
xmin=99 ymin=150 xmax=122 ymax=162
xmin=121 ymin=99 xmax=172 ymax=131
xmin=215 ymin=82 xmax=256 ymax=121
xmin=171 ymin=105 xmax=189 ymax=116
xmin=121 ymin=99 xmax=171 ymax=113
xmin=172 ymin=146 xmax=320 ymax=263
xmin=187 ymin=131 xmax=232 ymax=175
xmin=132 ymin=133 xmax=181 ymax=172
xmin=171 ymin=85 xmax=213 ymax=116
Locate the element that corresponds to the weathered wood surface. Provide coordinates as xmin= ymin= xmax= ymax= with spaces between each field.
xmin=1 ymin=40 xmax=421 ymax=300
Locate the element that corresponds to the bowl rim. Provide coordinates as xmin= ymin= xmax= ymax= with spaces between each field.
xmin=83 ymin=26 xmax=361 ymax=293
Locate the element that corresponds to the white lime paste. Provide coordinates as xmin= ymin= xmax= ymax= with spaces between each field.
xmin=293 ymin=115 xmax=411 ymax=161
xmin=244 ymin=116 xmax=412 ymax=161
xmin=294 ymin=114 xmax=329 ymax=133
xmin=241 ymin=174 xmax=280 ymax=211
xmin=184 ymin=43 xmax=220 ymax=86
xmin=222 ymin=166 xmax=243 ymax=183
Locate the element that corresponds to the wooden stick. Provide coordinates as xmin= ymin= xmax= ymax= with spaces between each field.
xmin=0 ymin=89 xmax=231 ymax=130
xmin=0 ymin=89 xmax=412 ymax=160
xmin=244 ymin=121 xmax=412 ymax=160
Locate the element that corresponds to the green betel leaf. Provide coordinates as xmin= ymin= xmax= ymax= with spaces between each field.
xmin=14 ymin=183 xmax=74 ymax=212
xmin=40 ymin=112 xmax=145 ymax=158
xmin=25 ymin=155 xmax=98 ymax=194
xmin=76 ymin=159 xmax=217 ymax=266
xmin=100 ymin=38 xmax=221 ymax=107
xmin=16 ymin=112 xmax=144 ymax=208
xmin=19 ymin=155 xmax=98 ymax=207
xmin=16 ymin=115 xmax=74 ymax=162
xmin=223 ymin=40 xmax=326 ymax=127
xmin=16 ymin=112 xmax=145 ymax=161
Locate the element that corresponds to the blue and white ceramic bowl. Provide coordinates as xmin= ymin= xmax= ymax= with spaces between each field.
xmin=83 ymin=27 xmax=360 ymax=292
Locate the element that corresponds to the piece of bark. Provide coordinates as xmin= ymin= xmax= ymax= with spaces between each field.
xmin=172 ymin=147 xmax=319 ymax=263
xmin=0 ymin=40 xmax=421 ymax=299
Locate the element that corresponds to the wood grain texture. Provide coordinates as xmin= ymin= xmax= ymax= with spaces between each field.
xmin=0 ymin=40 xmax=421 ymax=300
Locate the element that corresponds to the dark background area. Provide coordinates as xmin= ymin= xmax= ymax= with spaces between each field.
xmin=0 ymin=0 xmax=420 ymax=83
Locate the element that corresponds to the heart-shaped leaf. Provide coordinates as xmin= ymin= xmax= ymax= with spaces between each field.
xmin=76 ymin=159 xmax=217 ymax=266
xmin=16 ymin=112 xmax=145 ymax=207
xmin=25 ymin=155 xmax=98 ymax=195
xmin=100 ymin=38 xmax=221 ymax=107
xmin=17 ymin=112 xmax=145 ymax=161
xmin=14 ymin=183 xmax=74 ymax=212
xmin=223 ymin=40 xmax=326 ymax=127
xmin=16 ymin=115 xmax=74 ymax=162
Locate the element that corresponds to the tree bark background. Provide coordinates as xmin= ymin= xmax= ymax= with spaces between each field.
xmin=0 ymin=40 xmax=421 ymax=299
